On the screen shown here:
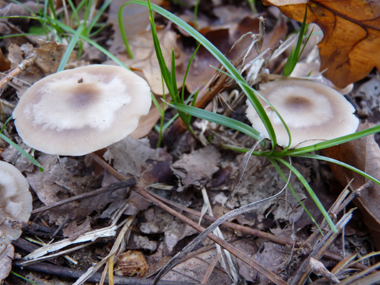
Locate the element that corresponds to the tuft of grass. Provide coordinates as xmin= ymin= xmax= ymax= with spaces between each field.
xmin=7 ymin=0 xmax=380 ymax=234
xmin=119 ymin=0 xmax=337 ymax=232
xmin=282 ymin=6 xmax=312 ymax=76
xmin=119 ymin=0 xmax=380 ymax=235
xmin=2 ymin=0 xmax=121 ymax=71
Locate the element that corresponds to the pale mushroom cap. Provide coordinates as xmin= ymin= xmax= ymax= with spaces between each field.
xmin=246 ymin=79 xmax=359 ymax=148
xmin=13 ymin=65 xmax=152 ymax=156
xmin=0 ymin=161 xmax=32 ymax=246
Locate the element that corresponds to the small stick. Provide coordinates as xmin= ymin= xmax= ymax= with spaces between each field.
xmin=292 ymin=210 xmax=354 ymax=285
xmin=90 ymin=152 xmax=294 ymax=245
xmin=89 ymin=153 xmax=287 ymax=284
xmin=88 ymin=152 xmax=128 ymax=181
xmin=201 ymin=253 xmax=222 ymax=284
xmin=0 ymin=53 xmax=37 ymax=90
xmin=147 ymin=189 xmax=296 ymax=246
xmin=15 ymin=262 xmax=196 ymax=285
xmin=135 ymin=186 xmax=288 ymax=285
xmin=90 ymin=153 xmax=365 ymax=272
xmin=31 ymin=178 xmax=136 ymax=214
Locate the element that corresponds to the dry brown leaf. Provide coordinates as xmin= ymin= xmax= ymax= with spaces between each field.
xmin=322 ymin=123 xmax=380 ymax=249
xmin=140 ymin=207 xmax=197 ymax=252
xmin=264 ymin=0 xmax=380 ymax=88
xmin=171 ymin=145 xmax=221 ymax=189
xmin=104 ymin=137 xmax=156 ymax=177
xmin=178 ymin=27 xmax=230 ymax=93
xmin=157 ymin=247 xmax=230 ymax=284
xmin=7 ymin=42 xmax=81 ymax=97
xmin=130 ymin=234 xmax=157 ymax=252
xmin=26 ymin=154 xmax=112 ymax=224
xmin=63 ymin=219 xmax=92 ymax=241
xmin=0 ymin=244 xmax=13 ymax=281
xmin=0 ymin=49 xmax=10 ymax=72
xmin=130 ymin=95 xmax=170 ymax=140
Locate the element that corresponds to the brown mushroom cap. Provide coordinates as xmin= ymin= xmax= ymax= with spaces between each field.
xmin=13 ymin=65 xmax=151 ymax=156
xmin=0 ymin=161 xmax=31 ymax=248
xmin=246 ymin=79 xmax=359 ymax=148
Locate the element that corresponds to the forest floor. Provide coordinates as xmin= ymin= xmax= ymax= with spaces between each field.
xmin=1 ymin=1 xmax=380 ymax=284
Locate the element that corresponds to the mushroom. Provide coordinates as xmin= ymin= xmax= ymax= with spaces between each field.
xmin=13 ymin=65 xmax=151 ymax=156
xmin=290 ymin=62 xmax=354 ymax=95
xmin=0 ymin=161 xmax=32 ymax=251
xmin=246 ymin=79 xmax=359 ymax=148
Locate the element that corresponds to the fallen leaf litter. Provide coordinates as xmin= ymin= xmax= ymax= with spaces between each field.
xmin=1 ymin=1 xmax=380 ymax=284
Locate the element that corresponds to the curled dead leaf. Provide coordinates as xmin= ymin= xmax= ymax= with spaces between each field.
xmin=115 ymin=250 xmax=149 ymax=277
xmin=264 ymin=0 xmax=380 ymax=88
xmin=322 ymin=123 xmax=380 ymax=249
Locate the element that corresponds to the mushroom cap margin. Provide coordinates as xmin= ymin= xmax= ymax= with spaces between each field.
xmin=246 ymin=79 xmax=359 ymax=148
xmin=0 ymin=161 xmax=31 ymax=247
xmin=13 ymin=65 xmax=152 ymax=156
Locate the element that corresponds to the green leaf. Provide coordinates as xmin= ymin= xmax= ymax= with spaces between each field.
xmin=169 ymin=102 xmax=263 ymax=141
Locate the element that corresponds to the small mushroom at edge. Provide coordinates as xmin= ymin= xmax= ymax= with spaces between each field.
xmin=13 ymin=65 xmax=152 ymax=156
xmin=0 ymin=161 xmax=32 ymax=252
xmin=246 ymin=78 xmax=359 ymax=148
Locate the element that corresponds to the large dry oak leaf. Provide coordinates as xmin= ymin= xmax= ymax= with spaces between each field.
xmin=264 ymin=0 xmax=380 ymax=88
xmin=322 ymin=124 xmax=380 ymax=249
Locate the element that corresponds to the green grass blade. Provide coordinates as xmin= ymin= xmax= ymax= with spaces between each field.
xmin=170 ymin=50 xmax=179 ymax=95
xmin=169 ymin=102 xmax=263 ymax=140
xmin=0 ymin=133 xmax=43 ymax=171
xmin=181 ymin=43 xmax=201 ymax=102
xmin=47 ymin=0 xmax=58 ymax=19
xmin=282 ymin=6 xmax=308 ymax=76
xmin=43 ymin=0 xmax=48 ymax=16
xmin=56 ymin=24 xmax=85 ymax=72
xmin=162 ymin=114 xmax=179 ymax=130
xmin=67 ymin=0 xmax=79 ymax=25
xmin=294 ymin=153 xmax=380 ymax=187
xmin=193 ymin=0 xmax=200 ymax=29
xmin=11 ymin=271 xmax=39 ymax=285
xmin=87 ymin=0 xmax=112 ymax=32
xmin=144 ymin=0 xmax=196 ymax=135
xmin=0 ymin=116 xmax=13 ymax=133
xmin=83 ymin=0 xmax=93 ymax=24
xmin=210 ymin=65 xmax=293 ymax=151
xmin=275 ymin=157 xmax=337 ymax=232
xmin=282 ymin=124 xmax=380 ymax=156
xmin=151 ymin=93 xmax=163 ymax=116
xmin=89 ymin=23 xmax=107 ymax=37
xmin=268 ymin=158 xmax=322 ymax=233
xmin=76 ymin=0 xmax=88 ymax=12
xmin=119 ymin=0 xmax=277 ymax=149
xmin=49 ymin=19 xmax=128 ymax=69
xmin=222 ymin=144 xmax=263 ymax=157
xmin=117 ymin=3 xmax=134 ymax=59
xmin=143 ymin=2 xmax=175 ymax=97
